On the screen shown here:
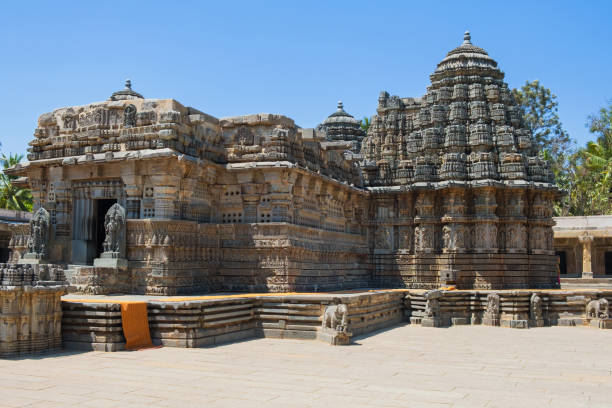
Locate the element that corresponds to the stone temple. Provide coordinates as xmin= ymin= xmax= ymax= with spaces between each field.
xmin=7 ymin=32 xmax=561 ymax=295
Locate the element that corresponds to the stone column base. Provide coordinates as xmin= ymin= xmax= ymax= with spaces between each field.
xmin=317 ymin=329 xmax=352 ymax=345
xmin=589 ymin=318 xmax=612 ymax=329
xmin=93 ymin=257 xmax=128 ymax=269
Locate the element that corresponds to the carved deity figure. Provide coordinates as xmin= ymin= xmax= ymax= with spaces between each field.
xmin=103 ymin=203 xmax=126 ymax=254
xmin=375 ymin=227 xmax=391 ymax=250
xmin=485 ymin=293 xmax=500 ymax=317
xmin=322 ymin=303 xmax=349 ymax=332
xmin=586 ymin=298 xmax=609 ymax=319
xmin=415 ymin=225 xmax=434 ymax=252
xmin=506 ymin=224 xmax=526 ymax=250
xmin=124 ymin=104 xmax=137 ymax=128
xmin=26 ymin=207 xmax=50 ymax=258
xmin=530 ymin=293 xmax=543 ymax=321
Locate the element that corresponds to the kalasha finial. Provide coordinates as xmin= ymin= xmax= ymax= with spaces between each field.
xmin=337 ymin=100 xmax=344 ymax=110
xmin=125 ymin=79 xmax=132 ymax=90
xmin=463 ymin=30 xmax=471 ymax=44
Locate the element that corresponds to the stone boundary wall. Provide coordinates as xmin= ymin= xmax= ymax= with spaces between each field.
xmin=60 ymin=289 xmax=612 ymax=352
xmin=406 ymin=289 xmax=612 ymax=329
xmin=0 ymin=264 xmax=67 ymax=357
xmin=61 ymin=291 xmax=405 ymax=351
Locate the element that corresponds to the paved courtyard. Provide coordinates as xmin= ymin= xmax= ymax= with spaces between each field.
xmin=1 ymin=325 xmax=611 ymax=408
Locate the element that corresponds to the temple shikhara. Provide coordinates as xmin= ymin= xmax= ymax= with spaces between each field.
xmin=7 ymin=32 xmax=561 ymax=295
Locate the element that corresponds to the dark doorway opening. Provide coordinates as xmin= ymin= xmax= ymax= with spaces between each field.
xmin=0 ymin=247 xmax=9 ymax=263
xmin=605 ymin=252 xmax=612 ymax=276
xmin=556 ymin=251 xmax=567 ymax=275
xmin=95 ymin=199 xmax=116 ymax=259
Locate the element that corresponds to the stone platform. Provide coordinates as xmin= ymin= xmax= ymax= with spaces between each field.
xmin=62 ymin=290 xmax=405 ymax=351
xmin=60 ymin=288 xmax=612 ymax=352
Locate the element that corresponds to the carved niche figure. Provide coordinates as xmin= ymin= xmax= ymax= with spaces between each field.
xmin=103 ymin=203 xmax=126 ymax=255
xmin=322 ymin=303 xmax=349 ymax=332
xmin=26 ymin=208 xmax=50 ymax=258
xmin=506 ymin=224 xmax=526 ymax=250
xmin=443 ymin=224 xmax=465 ymax=251
xmin=586 ymin=298 xmax=609 ymax=319
xmin=398 ymin=226 xmax=413 ymax=251
xmin=442 ymin=225 xmax=453 ymax=250
xmin=375 ymin=227 xmax=391 ymax=250
xmin=530 ymin=293 xmax=543 ymax=321
xmin=485 ymin=293 xmax=500 ymax=317
xmin=415 ymin=225 xmax=434 ymax=252
xmin=124 ymin=105 xmax=137 ymax=128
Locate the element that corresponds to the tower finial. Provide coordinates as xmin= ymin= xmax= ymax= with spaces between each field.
xmin=463 ymin=30 xmax=471 ymax=44
xmin=125 ymin=78 xmax=132 ymax=90
xmin=337 ymin=100 xmax=343 ymax=110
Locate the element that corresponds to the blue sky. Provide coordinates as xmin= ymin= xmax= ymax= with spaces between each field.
xmin=0 ymin=1 xmax=610 ymax=156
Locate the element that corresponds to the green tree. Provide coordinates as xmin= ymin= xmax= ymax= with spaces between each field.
xmin=513 ymin=80 xmax=576 ymax=215
xmin=0 ymin=153 xmax=33 ymax=211
xmin=512 ymin=80 xmax=574 ymax=177
xmin=361 ymin=116 xmax=370 ymax=134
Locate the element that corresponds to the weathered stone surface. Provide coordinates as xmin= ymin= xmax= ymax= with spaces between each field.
xmin=7 ymin=32 xmax=560 ymax=294
xmin=0 ymin=263 xmax=67 ymax=357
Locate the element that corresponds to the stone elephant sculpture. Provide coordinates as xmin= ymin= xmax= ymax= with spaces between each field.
xmin=586 ymin=298 xmax=609 ymax=319
xmin=322 ymin=304 xmax=348 ymax=332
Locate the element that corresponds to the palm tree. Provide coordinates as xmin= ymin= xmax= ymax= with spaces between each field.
xmin=575 ymin=104 xmax=612 ymax=214
xmin=0 ymin=153 xmax=33 ymax=211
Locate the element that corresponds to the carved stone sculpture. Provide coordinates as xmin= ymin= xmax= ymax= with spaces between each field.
xmin=586 ymin=298 xmax=609 ymax=319
xmin=530 ymin=293 xmax=545 ymax=326
xmin=94 ymin=203 xmax=127 ymax=269
xmin=322 ymin=303 xmax=349 ymax=332
xmin=124 ymin=104 xmax=137 ymax=128
xmin=320 ymin=303 xmax=352 ymax=345
xmin=103 ymin=203 xmax=126 ymax=254
xmin=530 ymin=293 xmax=543 ymax=320
xmin=421 ymin=290 xmax=443 ymax=327
xmin=24 ymin=208 xmax=50 ymax=261
xmin=483 ymin=293 xmax=500 ymax=326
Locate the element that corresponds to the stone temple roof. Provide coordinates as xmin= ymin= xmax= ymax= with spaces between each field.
xmin=432 ymin=31 xmax=501 ymax=82
xmin=109 ymin=79 xmax=144 ymax=101
xmin=321 ymin=101 xmax=361 ymax=126
xmin=317 ymin=101 xmax=365 ymax=152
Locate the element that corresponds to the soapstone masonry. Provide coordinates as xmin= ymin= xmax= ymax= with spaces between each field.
xmin=0 ymin=263 xmax=67 ymax=357
xmin=7 ymin=32 xmax=561 ymax=295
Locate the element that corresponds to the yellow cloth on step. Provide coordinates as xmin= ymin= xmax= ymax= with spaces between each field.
xmin=119 ymin=301 xmax=153 ymax=350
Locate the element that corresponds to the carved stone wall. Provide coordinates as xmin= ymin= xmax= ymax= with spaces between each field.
xmin=0 ymin=264 xmax=67 ymax=357
xmin=7 ymin=33 xmax=561 ymax=293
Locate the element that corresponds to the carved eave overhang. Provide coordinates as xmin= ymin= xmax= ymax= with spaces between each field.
xmin=10 ymin=176 xmax=30 ymax=189
xmin=366 ymin=179 xmax=561 ymax=194
xmin=226 ymin=160 xmax=366 ymax=194
xmin=7 ymin=148 xmax=224 ymax=175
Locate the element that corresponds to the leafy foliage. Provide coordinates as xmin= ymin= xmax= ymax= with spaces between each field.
xmin=571 ymin=104 xmax=612 ymax=215
xmin=361 ymin=116 xmax=370 ymax=134
xmin=512 ymin=80 xmax=574 ymax=180
xmin=0 ymin=153 xmax=33 ymax=212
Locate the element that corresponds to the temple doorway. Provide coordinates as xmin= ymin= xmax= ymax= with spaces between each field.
xmin=95 ymin=199 xmax=116 ymax=259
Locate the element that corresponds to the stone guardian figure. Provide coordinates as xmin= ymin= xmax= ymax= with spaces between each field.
xmin=23 ymin=207 xmax=50 ymax=262
xmin=94 ymin=203 xmax=127 ymax=269
xmin=103 ymin=203 xmax=126 ymax=256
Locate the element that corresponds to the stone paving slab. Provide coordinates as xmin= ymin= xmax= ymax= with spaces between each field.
xmin=1 ymin=325 xmax=611 ymax=408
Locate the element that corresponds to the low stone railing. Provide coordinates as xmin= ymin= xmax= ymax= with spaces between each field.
xmin=0 ymin=263 xmax=68 ymax=357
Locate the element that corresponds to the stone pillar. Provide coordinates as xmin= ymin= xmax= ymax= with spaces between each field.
xmin=150 ymin=176 xmax=180 ymax=220
xmin=579 ymin=232 xmax=594 ymax=279
xmin=123 ymin=175 xmax=142 ymax=219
